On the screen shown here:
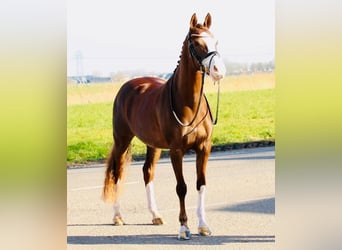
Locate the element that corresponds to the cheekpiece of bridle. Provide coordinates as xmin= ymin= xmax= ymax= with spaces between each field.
xmin=169 ymin=32 xmax=221 ymax=128
xmin=187 ymin=32 xmax=221 ymax=125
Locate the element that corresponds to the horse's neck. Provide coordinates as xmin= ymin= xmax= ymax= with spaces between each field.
xmin=173 ymin=43 xmax=203 ymax=108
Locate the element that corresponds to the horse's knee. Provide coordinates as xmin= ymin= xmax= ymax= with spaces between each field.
xmin=176 ymin=182 xmax=187 ymax=199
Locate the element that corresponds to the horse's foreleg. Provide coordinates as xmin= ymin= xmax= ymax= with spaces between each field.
xmin=170 ymin=149 xmax=190 ymax=240
xmin=196 ymin=143 xmax=212 ymax=236
xmin=143 ymin=147 xmax=163 ymax=225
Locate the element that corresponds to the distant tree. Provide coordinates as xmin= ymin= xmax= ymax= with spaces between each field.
xmin=225 ymin=61 xmax=249 ymax=75
xmin=209 ymin=59 xmax=275 ymax=75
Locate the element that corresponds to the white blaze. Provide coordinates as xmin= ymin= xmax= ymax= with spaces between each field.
xmin=199 ymin=32 xmax=226 ymax=81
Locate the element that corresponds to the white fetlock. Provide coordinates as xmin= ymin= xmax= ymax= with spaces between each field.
xmin=198 ymin=225 xmax=212 ymax=236
xmin=178 ymin=225 xmax=191 ymax=240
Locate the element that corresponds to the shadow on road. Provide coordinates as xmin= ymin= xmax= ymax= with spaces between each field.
xmin=67 ymin=234 xmax=275 ymax=245
xmin=209 ymin=155 xmax=274 ymax=162
xmin=67 ymin=223 xmax=156 ymax=227
xmin=213 ymin=197 xmax=275 ymax=214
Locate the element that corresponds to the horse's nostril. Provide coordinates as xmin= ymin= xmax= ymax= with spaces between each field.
xmin=213 ymin=65 xmax=218 ymax=72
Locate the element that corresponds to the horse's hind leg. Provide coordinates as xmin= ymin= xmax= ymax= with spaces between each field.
xmin=142 ymin=146 xmax=164 ymax=225
xmin=103 ymin=134 xmax=133 ymax=225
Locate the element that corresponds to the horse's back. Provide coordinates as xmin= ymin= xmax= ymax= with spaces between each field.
xmin=119 ymin=76 xmax=165 ymax=94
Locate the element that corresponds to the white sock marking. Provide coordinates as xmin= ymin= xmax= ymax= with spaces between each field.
xmin=197 ymin=185 xmax=207 ymax=228
xmin=146 ymin=182 xmax=160 ymax=218
xmin=112 ymin=179 xmax=121 ymax=218
xmin=113 ymin=201 xmax=121 ymax=218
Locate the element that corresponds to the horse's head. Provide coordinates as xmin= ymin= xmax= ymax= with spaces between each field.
xmin=188 ymin=13 xmax=226 ymax=81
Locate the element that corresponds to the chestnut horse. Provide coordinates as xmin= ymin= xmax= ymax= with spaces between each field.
xmin=103 ymin=13 xmax=226 ymax=240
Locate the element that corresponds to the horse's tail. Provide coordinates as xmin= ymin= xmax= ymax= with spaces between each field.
xmin=102 ymin=145 xmax=131 ymax=203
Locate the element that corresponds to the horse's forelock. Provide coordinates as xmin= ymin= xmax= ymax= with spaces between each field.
xmin=190 ymin=24 xmax=212 ymax=37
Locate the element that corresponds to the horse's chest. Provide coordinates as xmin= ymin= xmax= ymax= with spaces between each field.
xmin=182 ymin=126 xmax=210 ymax=145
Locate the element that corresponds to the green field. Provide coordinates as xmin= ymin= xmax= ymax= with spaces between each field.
xmin=67 ymin=73 xmax=275 ymax=164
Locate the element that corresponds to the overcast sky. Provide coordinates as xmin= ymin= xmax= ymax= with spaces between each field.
xmin=67 ymin=0 xmax=274 ymax=76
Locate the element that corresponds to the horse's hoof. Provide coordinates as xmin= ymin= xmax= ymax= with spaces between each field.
xmin=198 ymin=226 xmax=212 ymax=236
xmin=178 ymin=230 xmax=191 ymax=240
xmin=113 ymin=216 xmax=124 ymax=226
xmin=178 ymin=226 xmax=191 ymax=240
xmin=152 ymin=217 xmax=164 ymax=225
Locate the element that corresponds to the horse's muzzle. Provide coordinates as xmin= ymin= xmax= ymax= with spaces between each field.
xmin=203 ymin=54 xmax=226 ymax=81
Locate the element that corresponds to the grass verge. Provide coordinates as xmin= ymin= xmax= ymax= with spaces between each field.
xmin=67 ymin=88 xmax=274 ymax=165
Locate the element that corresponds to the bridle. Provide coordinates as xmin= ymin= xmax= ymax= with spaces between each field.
xmin=187 ymin=33 xmax=220 ymax=75
xmin=169 ymin=32 xmax=221 ymax=127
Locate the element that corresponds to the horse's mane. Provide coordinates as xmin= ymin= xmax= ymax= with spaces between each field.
xmin=172 ymin=25 xmax=210 ymax=73
xmin=174 ymin=36 xmax=188 ymax=72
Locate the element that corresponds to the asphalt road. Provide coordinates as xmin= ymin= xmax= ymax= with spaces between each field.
xmin=67 ymin=146 xmax=275 ymax=249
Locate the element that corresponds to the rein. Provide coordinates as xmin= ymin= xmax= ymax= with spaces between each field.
xmin=169 ymin=71 xmax=221 ymax=127
xmin=207 ymin=80 xmax=220 ymax=125
xmin=169 ymin=71 xmax=205 ymax=127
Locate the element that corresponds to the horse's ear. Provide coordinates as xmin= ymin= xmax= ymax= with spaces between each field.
xmin=190 ymin=13 xmax=197 ymax=29
xmin=203 ymin=13 xmax=212 ymax=29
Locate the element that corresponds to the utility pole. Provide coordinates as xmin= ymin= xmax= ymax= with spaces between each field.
xmin=75 ymin=50 xmax=84 ymax=83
